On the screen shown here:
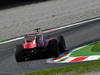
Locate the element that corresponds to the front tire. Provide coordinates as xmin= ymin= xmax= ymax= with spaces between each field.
xmin=15 ymin=45 xmax=25 ymax=62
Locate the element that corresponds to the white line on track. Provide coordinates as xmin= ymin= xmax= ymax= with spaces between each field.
xmin=0 ymin=37 xmax=24 ymax=44
xmin=0 ymin=17 xmax=100 ymax=45
xmin=43 ymin=17 xmax=100 ymax=33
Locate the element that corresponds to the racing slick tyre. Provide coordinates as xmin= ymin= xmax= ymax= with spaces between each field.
xmin=58 ymin=36 xmax=66 ymax=53
xmin=15 ymin=45 xmax=25 ymax=62
xmin=48 ymin=39 xmax=60 ymax=57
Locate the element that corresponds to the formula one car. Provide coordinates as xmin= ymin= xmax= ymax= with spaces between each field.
xmin=15 ymin=28 xmax=66 ymax=62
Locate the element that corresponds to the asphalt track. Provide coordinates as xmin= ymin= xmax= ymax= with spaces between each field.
xmin=0 ymin=0 xmax=100 ymax=75
xmin=0 ymin=19 xmax=100 ymax=75
xmin=0 ymin=0 xmax=100 ymax=40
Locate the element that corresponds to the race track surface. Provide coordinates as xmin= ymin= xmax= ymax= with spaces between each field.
xmin=0 ymin=20 xmax=100 ymax=75
xmin=0 ymin=0 xmax=100 ymax=40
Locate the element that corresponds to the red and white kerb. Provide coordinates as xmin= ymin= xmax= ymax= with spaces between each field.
xmin=47 ymin=55 xmax=100 ymax=63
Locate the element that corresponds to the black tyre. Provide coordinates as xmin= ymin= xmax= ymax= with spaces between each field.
xmin=58 ymin=36 xmax=66 ymax=53
xmin=48 ymin=39 xmax=60 ymax=57
xmin=15 ymin=45 xmax=25 ymax=62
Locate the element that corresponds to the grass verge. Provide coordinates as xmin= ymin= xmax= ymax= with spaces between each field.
xmin=22 ymin=60 xmax=100 ymax=75
xmin=71 ymin=44 xmax=100 ymax=56
xmin=0 ymin=40 xmax=6 ymax=43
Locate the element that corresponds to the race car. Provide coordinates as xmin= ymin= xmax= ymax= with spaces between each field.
xmin=15 ymin=28 xmax=66 ymax=62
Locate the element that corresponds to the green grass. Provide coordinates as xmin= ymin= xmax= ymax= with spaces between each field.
xmin=71 ymin=44 xmax=100 ymax=56
xmin=22 ymin=60 xmax=100 ymax=75
xmin=0 ymin=40 xmax=6 ymax=43
xmin=92 ymin=42 xmax=100 ymax=51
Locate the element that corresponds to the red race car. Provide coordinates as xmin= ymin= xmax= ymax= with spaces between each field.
xmin=15 ymin=28 xmax=66 ymax=62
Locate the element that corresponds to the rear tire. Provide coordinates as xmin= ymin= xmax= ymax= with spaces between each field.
xmin=15 ymin=45 xmax=25 ymax=62
xmin=48 ymin=39 xmax=60 ymax=57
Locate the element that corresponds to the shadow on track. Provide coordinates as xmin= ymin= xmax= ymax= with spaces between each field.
xmin=0 ymin=0 xmax=51 ymax=10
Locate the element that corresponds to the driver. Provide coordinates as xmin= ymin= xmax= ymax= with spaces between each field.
xmin=25 ymin=34 xmax=36 ymax=42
